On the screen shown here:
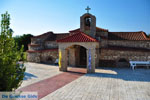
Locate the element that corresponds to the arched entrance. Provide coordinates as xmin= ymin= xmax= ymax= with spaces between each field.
xmin=117 ymin=58 xmax=129 ymax=68
xmin=79 ymin=46 xmax=87 ymax=67
xmin=67 ymin=45 xmax=87 ymax=68
xmin=58 ymin=42 xmax=99 ymax=73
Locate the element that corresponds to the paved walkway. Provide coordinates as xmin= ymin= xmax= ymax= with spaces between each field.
xmin=18 ymin=63 xmax=62 ymax=89
xmin=18 ymin=63 xmax=150 ymax=100
xmin=42 ymin=68 xmax=150 ymax=100
xmin=17 ymin=67 xmax=86 ymax=99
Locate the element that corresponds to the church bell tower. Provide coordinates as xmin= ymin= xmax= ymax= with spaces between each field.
xmin=80 ymin=6 xmax=96 ymax=38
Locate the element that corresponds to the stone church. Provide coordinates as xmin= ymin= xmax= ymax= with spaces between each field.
xmin=27 ymin=8 xmax=150 ymax=73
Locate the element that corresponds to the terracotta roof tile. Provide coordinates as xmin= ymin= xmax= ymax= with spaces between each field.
xmin=96 ymin=27 xmax=108 ymax=32
xmin=108 ymin=31 xmax=150 ymax=40
xmin=57 ymin=31 xmax=99 ymax=42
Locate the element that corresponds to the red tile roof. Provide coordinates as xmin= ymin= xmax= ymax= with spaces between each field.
xmin=57 ymin=31 xmax=99 ymax=42
xmin=96 ymin=27 xmax=108 ymax=32
xmin=31 ymin=28 xmax=150 ymax=41
xmin=27 ymin=49 xmax=58 ymax=53
xmin=108 ymin=31 xmax=150 ymax=40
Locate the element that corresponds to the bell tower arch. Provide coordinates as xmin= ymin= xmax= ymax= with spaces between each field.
xmin=80 ymin=7 xmax=96 ymax=38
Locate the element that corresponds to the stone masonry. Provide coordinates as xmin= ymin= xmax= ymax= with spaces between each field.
xmin=27 ymin=12 xmax=150 ymax=73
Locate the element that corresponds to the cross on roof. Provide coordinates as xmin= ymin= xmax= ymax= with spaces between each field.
xmin=85 ymin=6 xmax=91 ymax=13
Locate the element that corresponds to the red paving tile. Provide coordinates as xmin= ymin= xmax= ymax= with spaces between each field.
xmin=17 ymin=68 xmax=86 ymax=99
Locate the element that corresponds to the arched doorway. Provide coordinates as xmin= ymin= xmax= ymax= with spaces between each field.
xmin=58 ymin=42 xmax=99 ymax=73
xmin=79 ymin=46 xmax=87 ymax=67
xmin=117 ymin=58 xmax=129 ymax=68
xmin=67 ymin=45 xmax=87 ymax=68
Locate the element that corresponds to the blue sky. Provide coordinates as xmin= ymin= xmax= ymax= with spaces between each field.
xmin=0 ymin=0 xmax=150 ymax=36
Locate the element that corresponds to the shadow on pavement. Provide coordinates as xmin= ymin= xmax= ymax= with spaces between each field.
xmin=24 ymin=72 xmax=38 ymax=80
xmin=86 ymin=67 xmax=150 ymax=82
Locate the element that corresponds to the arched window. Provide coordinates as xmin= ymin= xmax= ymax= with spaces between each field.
xmin=47 ymin=56 xmax=53 ymax=62
xmin=118 ymin=58 xmax=128 ymax=62
xmin=117 ymin=58 xmax=129 ymax=68
xmin=84 ymin=17 xmax=91 ymax=27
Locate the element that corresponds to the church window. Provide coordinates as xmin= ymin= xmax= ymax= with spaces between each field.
xmin=118 ymin=58 xmax=128 ymax=62
xmin=84 ymin=17 xmax=91 ymax=27
xmin=47 ymin=56 xmax=53 ymax=61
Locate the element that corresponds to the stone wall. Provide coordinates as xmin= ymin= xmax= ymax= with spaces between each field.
xmin=99 ymin=49 xmax=150 ymax=67
xmin=100 ymin=39 xmax=107 ymax=47
xmin=27 ymin=50 xmax=58 ymax=64
xmin=80 ymin=13 xmax=96 ymax=38
xmin=31 ymin=37 xmax=46 ymax=44
xmin=96 ymin=32 xmax=108 ymax=37
xmin=68 ymin=48 xmax=76 ymax=66
xmin=44 ymin=41 xmax=58 ymax=49
xmin=100 ymin=49 xmax=150 ymax=61
xmin=27 ymin=52 xmax=41 ymax=63
xmin=31 ymin=33 xmax=51 ymax=44
xmin=95 ymin=48 xmax=100 ymax=67
xmin=29 ymin=41 xmax=58 ymax=51
xmin=99 ymin=60 xmax=116 ymax=67
xmin=28 ymin=45 xmax=43 ymax=51
xmin=108 ymin=40 xmax=150 ymax=49
xmin=40 ymin=50 xmax=58 ymax=64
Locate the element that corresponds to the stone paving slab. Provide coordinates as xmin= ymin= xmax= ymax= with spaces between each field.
xmin=42 ymin=68 xmax=150 ymax=100
xmin=17 ymin=67 xmax=86 ymax=99
xmin=18 ymin=63 xmax=150 ymax=100
xmin=18 ymin=62 xmax=62 ymax=89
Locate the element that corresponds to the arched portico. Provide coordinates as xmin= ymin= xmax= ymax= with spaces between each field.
xmin=66 ymin=45 xmax=87 ymax=67
xmin=117 ymin=58 xmax=130 ymax=68
xmin=58 ymin=42 xmax=99 ymax=73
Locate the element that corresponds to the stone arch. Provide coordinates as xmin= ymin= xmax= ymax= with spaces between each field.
xmin=117 ymin=58 xmax=129 ymax=68
xmin=65 ymin=44 xmax=88 ymax=50
xmin=84 ymin=16 xmax=91 ymax=27
xmin=47 ymin=56 xmax=53 ymax=63
xmin=58 ymin=42 xmax=99 ymax=73
xmin=66 ymin=45 xmax=87 ymax=67
xmin=118 ymin=58 xmax=128 ymax=62
xmin=61 ymin=42 xmax=90 ymax=50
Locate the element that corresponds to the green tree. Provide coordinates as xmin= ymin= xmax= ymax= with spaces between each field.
xmin=0 ymin=12 xmax=25 ymax=91
xmin=14 ymin=34 xmax=33 ymax=51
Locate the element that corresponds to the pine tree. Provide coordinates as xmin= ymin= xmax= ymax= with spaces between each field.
xmin=0 ymin=11 xmax=25 ymax=91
